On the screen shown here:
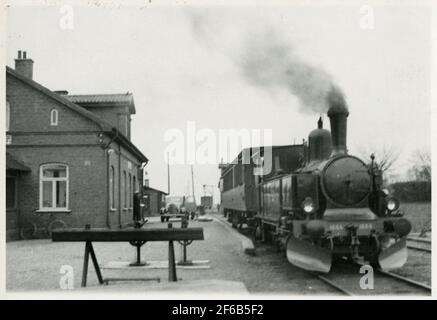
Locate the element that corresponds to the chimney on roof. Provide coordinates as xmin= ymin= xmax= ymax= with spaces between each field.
xmin=14 ymin=50 xmax=34 ymax=80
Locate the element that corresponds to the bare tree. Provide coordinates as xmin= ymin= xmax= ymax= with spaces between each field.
xmin=408 ymin=149 xmax=431 ymax=182
xmin=358 ymin=145 xmax=401 ymax=174
xmin=406 ymin=149 xmax=431 ymax=236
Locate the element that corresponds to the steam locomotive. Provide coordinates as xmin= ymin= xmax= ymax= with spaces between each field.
xmin=218 ymin=90 xmax=411 ymax=273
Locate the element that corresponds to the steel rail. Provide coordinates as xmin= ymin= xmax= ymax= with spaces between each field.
xmin=215 ymin=213 xmax=431 ymax=294
xmin=407 ymin=243 xmax=431 ymax=253
xmin=315 ymin=274 xmax=354 ymax=296
xmin=354 ymin=261 xmax=431 ymax=294
xmin=407 ymin=236 xmax=431 ymax=244
xmin=377 ymin=269 xmax=432 ymax=293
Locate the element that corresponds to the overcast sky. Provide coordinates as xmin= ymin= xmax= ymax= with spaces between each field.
xmin=6 ymin=2 xmax=431 ymax=202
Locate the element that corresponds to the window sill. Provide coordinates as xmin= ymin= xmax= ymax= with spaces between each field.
xmin=122 ymin=208 xmax=128 ymax=211
xmin=110 ymin=208 xmax=117 ymax=212
xmin=35 ymin=209 xmax=71 ymax=214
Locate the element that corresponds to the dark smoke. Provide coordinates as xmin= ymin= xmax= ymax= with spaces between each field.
xmin=327 ymin=85 xmax=349 ymax=114
xmin=239 ymin=31 xmax=347 ymax=114
xmin=185 ymin=11 xmax=347 ymax=114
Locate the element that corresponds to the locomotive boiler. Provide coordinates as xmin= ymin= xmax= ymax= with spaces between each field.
xmin=219 ymin=88 xmax=411 ymax=273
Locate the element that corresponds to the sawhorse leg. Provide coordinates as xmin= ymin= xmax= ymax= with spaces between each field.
xmin=177 ymin=240 xmax=193 ymax=266
xmin=81 ymin=241 xmax=104 ymax=287
xmin=168 ymin=240 xmax=177 ymax=282
xmin=129 ymin=240 xmax=147 ymax=266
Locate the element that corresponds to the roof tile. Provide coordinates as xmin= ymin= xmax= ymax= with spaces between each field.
xmin=65 ymin=93 xmax=135 ymax=113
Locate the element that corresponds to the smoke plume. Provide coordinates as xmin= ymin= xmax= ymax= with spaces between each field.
xmin=239 ymin=31 xmax=347 ymax=113
xmin=327 ymin=85 xmax=349 ymax=114
xmin=185 ymin=11 xmax=347 ymax=114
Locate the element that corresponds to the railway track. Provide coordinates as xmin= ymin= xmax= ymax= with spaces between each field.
xmin=216 ymin=214 xmax=431 ymax=296
xmin=407 ymin=237 xmax=431 ymax=253
xmin=314 ymin=261 xmax=431 ymax=296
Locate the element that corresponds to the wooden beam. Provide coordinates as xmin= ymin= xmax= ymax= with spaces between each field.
xmin=52 ymin=227 xmax=204 ymax=242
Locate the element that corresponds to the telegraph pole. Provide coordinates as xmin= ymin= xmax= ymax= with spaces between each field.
xmin=191 ymin=165 xmax=195 ymax=204
xmin=167 ymin=152 xmax=170 ymax=195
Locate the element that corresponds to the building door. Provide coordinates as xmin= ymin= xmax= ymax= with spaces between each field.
xmin=143 ymin=194 xmax=151 ymax=216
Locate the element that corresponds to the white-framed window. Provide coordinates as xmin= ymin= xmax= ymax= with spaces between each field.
xmin=50 ymin=109 xmax=58 ymax=126
xmin=39 ymin=163 xmax=68 ymax=210
xmin=6 ymin=101 xmax=10 ymax=131
xmin=129 ymin=173 xmax=132 ymax=208
xmin=110 ymin=165 xmax=115 ymax=210
xmin=123 ymin=170 xmax=127 ymax=209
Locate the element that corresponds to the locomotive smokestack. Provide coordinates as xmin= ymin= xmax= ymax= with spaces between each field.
xmin=327 ymin=86 xmax=349 ymax=155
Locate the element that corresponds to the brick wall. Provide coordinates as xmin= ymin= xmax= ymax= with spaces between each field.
xmin=81 ymin=106 xmax=131 ymax=140
xmin=6 ymin=75 xmax=101 ymax=132
xmin=5 ymin=71 xmax=144 ymax=240
xmin=7 ymin=146 xmax=107 ymax=232
xmin=107 ymin=141 xmax=142 ymax=226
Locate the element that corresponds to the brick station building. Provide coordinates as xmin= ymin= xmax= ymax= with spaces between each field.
xmin=5 ymin=51 xmax=148 ymax=240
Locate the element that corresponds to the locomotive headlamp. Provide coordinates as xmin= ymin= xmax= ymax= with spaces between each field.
xmin=302 ymin=197 xmax=315 ymax=214
xmin=386 ymin=197 xmax=400 ymax=212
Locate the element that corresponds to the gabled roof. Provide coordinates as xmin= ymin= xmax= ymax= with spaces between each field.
xmin=143 ymin=186 xmax=168 ymax=195
xmin=65 ymin=93 xmax=136 ymax=114
xmin=6 ymin=66 xmax=148 ymax=163
xmin=6 ymin=66 xmax=112 ymax=132
xmin=6 ymin=152 xmax=31 ymax=172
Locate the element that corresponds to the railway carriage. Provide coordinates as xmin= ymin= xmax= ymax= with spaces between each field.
xmin=200 ymin=196 xmax=213 ymax=209
xmin=219 ymin=144 xmax=304 ymax=228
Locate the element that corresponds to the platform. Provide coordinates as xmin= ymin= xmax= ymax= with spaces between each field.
xmin=79 ymin=279 xmax=249 ymax=294
xmin=211 ymin=215 xmax=256 ymax=255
